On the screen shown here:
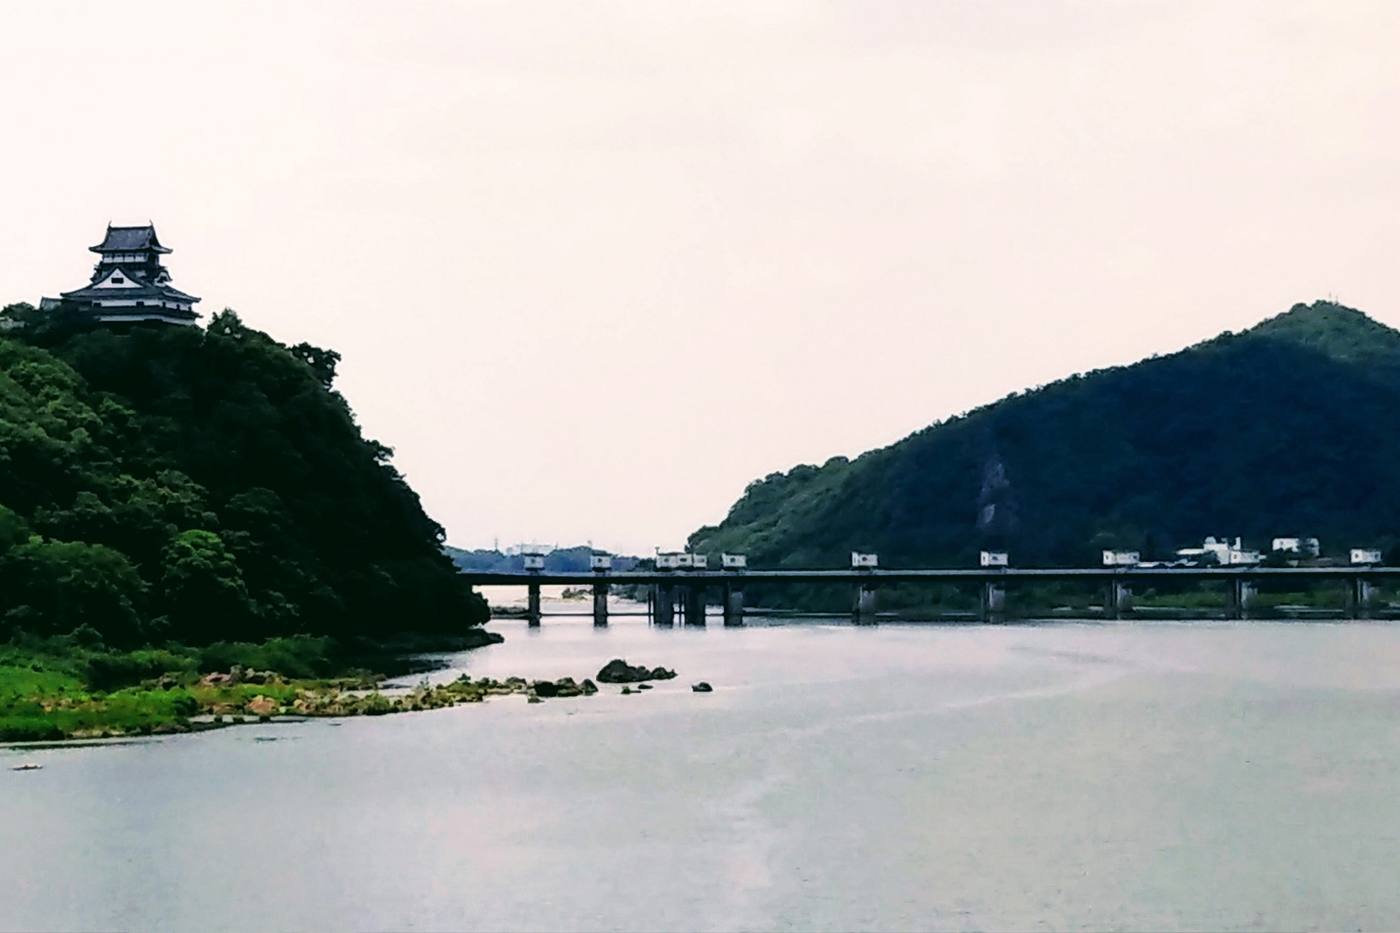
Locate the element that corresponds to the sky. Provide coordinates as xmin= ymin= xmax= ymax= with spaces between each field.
xmin=2 ymin=1 xmax=1398 ymax=555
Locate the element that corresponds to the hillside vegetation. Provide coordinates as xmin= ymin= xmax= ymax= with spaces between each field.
xmin=690 ymin=302 xmax=1400 ymax=576
xmin=0 ymin=304 xmax=488 ymax=648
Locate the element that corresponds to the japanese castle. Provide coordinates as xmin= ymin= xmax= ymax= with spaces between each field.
xmin=41 ymin=223 xmax=200 ymax=325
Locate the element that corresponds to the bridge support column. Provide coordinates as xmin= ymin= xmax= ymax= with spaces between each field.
xmin=592 ymin=582 xmax=609 ymax=626
xmin=853 ymin=582 xmax=878 ymax=624
xmin=1345 ymin=577 xmax=1377 ymax=619
xmin=684 ymin=585 xmax=706 ymax=625
xmin=1105 ymin=581 xmax=1132 ymax=619
xmin=981 ymin=582 xmax=1006 ymax=623
xmin=653 ymin=582 xmax=675 ymax=626
xmin=1227 ymin=578 xmax=1256 ymax=620
xmin=723 ymin=584 xmax=744 ymax=626
xmin=527 ymin=583 xmax=542 ymax=627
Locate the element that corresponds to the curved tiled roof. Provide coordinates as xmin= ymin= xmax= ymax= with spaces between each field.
xmin=61 ymin=275 xmax=199 ymax=305
xmin=89 ymin=224 xmax=171 ymax=254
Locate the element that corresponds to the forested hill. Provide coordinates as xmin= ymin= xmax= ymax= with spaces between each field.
xmin=0 ymin=305 xmax=487 ymax=646
xmin=690 ymin=301 xmax=1400 ymax=570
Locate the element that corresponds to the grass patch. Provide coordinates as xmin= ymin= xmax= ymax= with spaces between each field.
xmin=0 ymin=629 xmax=503 ymax=742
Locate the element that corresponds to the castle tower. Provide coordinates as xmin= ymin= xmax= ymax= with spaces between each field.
xmin=42 ymin=223 xmax=200 ymax=325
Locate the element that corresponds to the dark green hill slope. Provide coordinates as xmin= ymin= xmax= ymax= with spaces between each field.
xmin=0 ymin=306 xmax=487 ymax=645
xmin=690 ymin=301 xmax=1400 ymax=572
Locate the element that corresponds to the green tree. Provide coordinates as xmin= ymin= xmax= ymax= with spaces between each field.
xmin=0 ymin=538 xmax=146 ymax=643
xmin=158 ymin=530 xmax=256 ymax=641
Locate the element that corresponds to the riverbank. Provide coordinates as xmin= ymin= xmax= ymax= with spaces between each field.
xmin=0 ymin=628 xmax=511 ymax=743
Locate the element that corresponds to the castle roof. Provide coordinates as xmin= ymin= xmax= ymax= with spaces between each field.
xmin=89 ymin=224 xmax=171 ymax=254
xmin=60 ymin=281 xmax=199 ymax=304
xmin=61 ymin=264 xmax=199 ymax=305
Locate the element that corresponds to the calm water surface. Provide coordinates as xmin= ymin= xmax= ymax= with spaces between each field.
xmin=5 ymin=613 xmax=1400 ymax=932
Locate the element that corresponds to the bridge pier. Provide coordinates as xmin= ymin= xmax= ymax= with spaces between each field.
xmin=980 ymin=581 xmax=1006 ymax=623
xmin=527 ymin=583 xmax=542 ymax=627
xmin=684 ymin=585 xmax=706 ymax=626
xmin=1345 ymin=577 xmax=1377 ymax=619
xmin=1104 ymin=580 xmax=1132 ymax=619
xmin=653 ymin=582 xmax=675 ymax=626
xmin=592 ymin=582 xmax=609 ymax=626
xmin=1227 ymin=578 xmax=1256 ymax=620
xmin=723 ymin=584 xmax=744 ymax=626
xmin=853 ymin=582 xmax=878 ymax=624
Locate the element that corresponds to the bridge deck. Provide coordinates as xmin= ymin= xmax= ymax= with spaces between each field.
xmin=460 ymin=566 xmax=1399 ymax=586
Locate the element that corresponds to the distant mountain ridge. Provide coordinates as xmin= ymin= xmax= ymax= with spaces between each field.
xmin=446 ymin=545 xmax=642 ymax=574
xmin=689 ymin=301 xmax=1400 ymax=571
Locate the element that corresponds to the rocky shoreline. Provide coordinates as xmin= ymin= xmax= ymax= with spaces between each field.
xmin=2 ymin=657 xmax=703 ymax=746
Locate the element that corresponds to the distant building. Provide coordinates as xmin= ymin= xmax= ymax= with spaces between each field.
xmin=41 ymin=224 xmax=200 ymax=325
xmin=980 ymin=550 xmax=1009 ymax=568
xmin=523 ymin=554 xmax=545 ymax=571
xmin=851 ymin=552 xmax=878 ymax=569
xmin=1350 ymin=548 xmax=1383 ymax=565
xmin=589 ymin=555 xmax=612 ymax=571
xmin=507 ymin=543 xmax=555 ymax=557
xmin=1177 ymin=536 xmax=1259 ymax=566
xmin=721 ymin=553 xmax=747 ymax=569
xmin=1102 ymin=550 xmax=1140 ymax=566
xmin=1271 ymin=537 xmax=1320 ymax=557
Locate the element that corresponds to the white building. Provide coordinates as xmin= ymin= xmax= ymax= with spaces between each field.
xmin=690 ymin=554 xmax=709 ymax=570
xmin=1177 ymin=536 xmax=1258 ymax=566
xmin=1271 ymin=537 xmax=1320 ymax=557
xmin=1351 ymin=548 xmax=1383 ymax=565
xmin=589 ymin=554 xmax=612 ymax=571
xmin=980 ymin=551 xmax=1010 ymax=568
xmin=1102 ymin=550 xmax=1140 ymax=566
xmin=851 ymin=552 xmax=879 ymax=569
xmin=721 ymin=553 xmax=747 ymax=569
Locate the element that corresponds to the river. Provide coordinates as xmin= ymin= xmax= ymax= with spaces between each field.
xmin=5 ymin=611 xmax=1400 ymax=931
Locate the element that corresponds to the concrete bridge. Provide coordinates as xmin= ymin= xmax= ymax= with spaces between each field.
xmin=457 ymin=565 xmax=1398 ymax=626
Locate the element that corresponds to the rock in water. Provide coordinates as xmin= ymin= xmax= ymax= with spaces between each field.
xmin=531 ymin=681 xmax=559 ymax=698
xmin=11 ymin=763 xmax=43 ymax=771
xmin=596 ymin=659 xmax=678 ymax=684
xmin=580 ymin=679 xmax=598 ymax=695
xmin=692 ymin=682 xmax=713 ymax=693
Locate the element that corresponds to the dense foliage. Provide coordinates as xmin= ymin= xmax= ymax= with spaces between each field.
xmin=0 ymin=305 xmax=487 ymax=646
xmin=691 ymin=302 xmax=1400 ymax=582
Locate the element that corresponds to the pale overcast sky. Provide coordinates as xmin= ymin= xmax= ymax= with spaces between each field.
xmin=2 ymin=1 xmax=1397 ymax=554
